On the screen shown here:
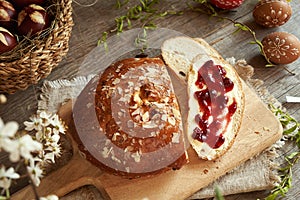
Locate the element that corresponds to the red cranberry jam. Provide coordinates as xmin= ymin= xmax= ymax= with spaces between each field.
xmin=192 ymin=60 xmax=237 ymax=149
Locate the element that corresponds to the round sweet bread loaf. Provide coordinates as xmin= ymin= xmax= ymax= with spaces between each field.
xmin=72 ymin=57 xmax=188 ymax=178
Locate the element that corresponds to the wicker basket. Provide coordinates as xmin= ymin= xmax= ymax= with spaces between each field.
xmin=0 ymin=0 xmax=74 ymax=94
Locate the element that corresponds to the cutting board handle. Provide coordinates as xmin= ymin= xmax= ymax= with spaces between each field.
xmin=11 ymin=152 xmax=105 ymax=199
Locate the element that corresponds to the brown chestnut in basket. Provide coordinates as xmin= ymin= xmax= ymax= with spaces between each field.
xmin=17 ymin=4 xmax=50 ymax=37
xmin=10 ymin=0 xmax=45 ymax=10
xmin=0 ymin=27 xmax=17 ymax=54
xmin=0 ymin=0 xmax=17 ymax=29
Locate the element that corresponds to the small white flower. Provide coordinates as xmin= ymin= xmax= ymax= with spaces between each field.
xmin=44 ymin=143 xmax=62 ymax=162
xmin=1 ymin=138 xmax=19 ymax=159
xmin=6 ymin=135 xmax=43 ymax=162
xmin=24 ymin=115 xmax=43 ymax=132
xmin=39 ymin=111 xmax=53 ymax=127
xmin=50 ymin=115 xmax=66 ymax=135
xmin=0 ymin=119 xmax=19 ymax=138
xmin=27 ymin=159 xmax=43 ymax=186
xmin=40 ymin=127 xmax=53 ymax=141
xmin=35 ymin=130 xmax=44 ymax=142
xmin=46 ymin=134 xmax=60 ymax=146
xmin=39 ymin=194 xmax=59 ymax=200
xmin=44 ymin=152 xmax=56 ymax=163
xmin=0 ymin=166 xmax=20 ymax=190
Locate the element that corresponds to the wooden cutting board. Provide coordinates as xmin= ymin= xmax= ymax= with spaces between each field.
xmin=12 ymin=82 xmax=282 ymax=200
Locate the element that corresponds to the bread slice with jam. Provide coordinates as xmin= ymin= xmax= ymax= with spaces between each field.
xmin=162 ymin=37 xmax=245 ymax=160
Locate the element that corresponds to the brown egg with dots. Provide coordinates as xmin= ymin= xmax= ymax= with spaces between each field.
xmin=17 ymin=4 xmax=50 ymax=37
xmin=253 ymin=0 xmax=292 ymax=28
xmin=0 ymin=27 xmax=17 ymax=54
xmin=262 ymin=32 xmax=300 ymax=64
xmin=0 ymin=0 xmax=17 ymax=29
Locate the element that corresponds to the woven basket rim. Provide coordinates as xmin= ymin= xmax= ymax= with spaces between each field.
xmin=0 ymin=0 xmax=74 ymax=94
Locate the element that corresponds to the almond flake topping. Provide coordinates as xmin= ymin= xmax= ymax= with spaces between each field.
xmin=168 ymin=116 xmax=176 ymax=126
xmin=112 ymin=132 xmax=121 ymax=141
xmin=101 ymin=147 xmax=112 ymax=158
xmin=172 ymin=133 xmax=180 ymax=144
xmin=131 ymin=151 xmax=141 ymax=163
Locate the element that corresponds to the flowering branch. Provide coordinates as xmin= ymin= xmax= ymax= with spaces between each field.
xmin=0 ymin=94 xmax=65 ymax=200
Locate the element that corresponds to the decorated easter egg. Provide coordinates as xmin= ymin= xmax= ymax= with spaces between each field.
xmin=210 ymin=0 xmax=244 ymax=10
xmin=0 ymin=27 xmax=17 ymax=54
xmin=262 ymin=32 xmax=300 ymax=64
xmin=17 ymin=4 xmax=50 ymax=37
xmin=253 ymin=0 xmax=292 ymax=28
xmin=0 ymin=0 xmax=17 ymax=29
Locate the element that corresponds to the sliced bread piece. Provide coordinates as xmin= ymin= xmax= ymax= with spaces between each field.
xmin=161 ymin=36 xmax=223 ymax=81
xmin=162 ymin=37 xmax=244 ymax=160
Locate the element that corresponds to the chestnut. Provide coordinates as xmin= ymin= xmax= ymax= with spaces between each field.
xmin=10 ymin=0 xmax=45 ymax=10
xmin=17 ymin=4 xmax=50 ymax=37
xmin=0 ymin=27 xmax=17 ymax=54
xmin=0 ymin=0 xmax=17 ymax=29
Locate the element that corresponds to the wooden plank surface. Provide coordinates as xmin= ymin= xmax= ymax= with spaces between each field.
xmin=1 ymin=0 xmax=300 ymax=199
xmin=11 ymin=83 xmax=282 ymax=200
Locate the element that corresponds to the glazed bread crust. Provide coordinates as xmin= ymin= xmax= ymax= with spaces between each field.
xmin=72 ymin=57 xmax=188 ymax=178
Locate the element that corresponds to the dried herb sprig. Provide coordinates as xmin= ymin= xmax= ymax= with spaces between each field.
xmin=98 ymin=0 xmax=183 ymax=48
xmin=134 ymin=28 xmax=149 ymax=53
xmin=265 ymin=105 xmax=300 ymax=200
xmin=115 ymin=0 xmax=130 ymax=9
xmin=188 ymin=0 xmax=219 ymax=16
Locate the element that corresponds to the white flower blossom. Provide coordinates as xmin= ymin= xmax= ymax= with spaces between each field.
xmin=24 ymin=115 xmax=43 ymax=132
xmin=39 ymin=194 xmax=59 ymax=200
xmin=0 ymin=118 xmax=18 ymax=138
xmin=50 ymin=115 xmax=66 ymax=135
xmin=46 ymin=134 xmax=60 ymax=146
xmin=0 ymin=166 xmax=20 ymax=190
xmin=44 ymin=143 xmax=62 ymax=163
xmin=0 ymin=118 xmax=19 ymax=156
xmin=1 ymin=138 xmax=18 ymax=157
xmin=6 ymin=135 xmax=43 ymax=162
xmin=0 ymin=111 xmax=66 ymax=197
xmin=39 ymin=111 xmax=53 ymax=127
xmin=27 ymin=159 xmax=43 ymax=186
xmin=43 ymin=127 xmax=53 ymax=140
xmin=35 ymin=130 xmax=44 ymax=142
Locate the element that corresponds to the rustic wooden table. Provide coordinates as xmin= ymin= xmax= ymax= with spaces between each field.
xmin=1 ymin=0 xmax=300 ymax=199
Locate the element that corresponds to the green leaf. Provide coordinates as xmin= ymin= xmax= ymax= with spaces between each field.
xmin=283 ymin=124 xmax=298 ymax=135
xmin=265 ymin=105 xmax=300 ymax=199
xmin=286 ymin=152 xmax=299 ymax=160
xmin=265 ymin=63 xmax=276 ymax=67
xmin=234 ymin=23 xmax=250 ymax=31
xmin=214 ymin=187 xmax=225 ymax=200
